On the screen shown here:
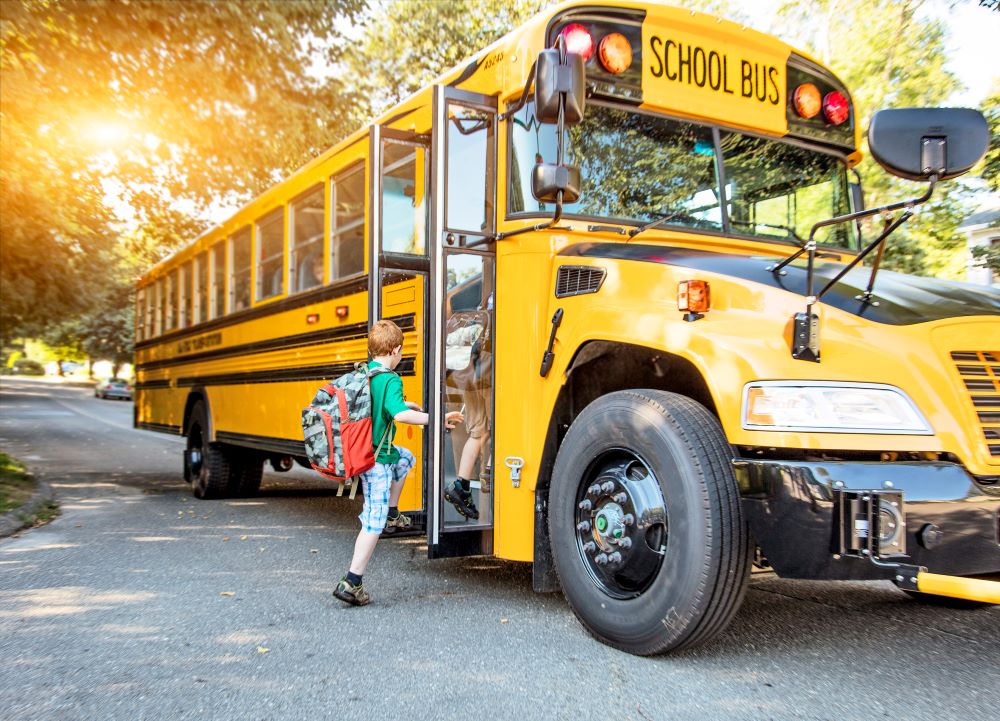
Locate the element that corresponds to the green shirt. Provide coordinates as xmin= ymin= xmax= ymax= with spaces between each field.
xmin=368 ymin=360 xmax=409 ymax=464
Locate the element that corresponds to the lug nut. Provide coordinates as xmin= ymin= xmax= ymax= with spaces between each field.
xmin=576 ymin=520 xmax=591 ymax=532
xmin=617 ymin=537 xmax=632 ymax=549
xmin=608 ymin=552 xmax=622 ymax=564
xmin=594 ymin=553 xmax=609 ymax=566
xmin=613 ymin=492 xmax=628 ymax=504
xmin=587 ymin=484 xmax=601 ymax=497
xmin=600 ymin=481 xmax=615 ymax=494
xmin=623 ymin=513 xmax=635 ymax=526
xmin=578 ymin=499 xmax=592 ymax=511
xmin=582 ymin=541 xmax=597 ymax=554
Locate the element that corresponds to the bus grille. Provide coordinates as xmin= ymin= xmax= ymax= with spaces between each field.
xmin=555 ymin=266 xmax=606 ymax=298
xmin=951 ymin=351 xmax=1000 ymax=458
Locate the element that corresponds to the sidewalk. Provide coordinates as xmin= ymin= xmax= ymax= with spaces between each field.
xmin=0 ymin=374 xmax=96 ymax=390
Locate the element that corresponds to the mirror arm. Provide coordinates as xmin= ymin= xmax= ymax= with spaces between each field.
xmin=814 ymin=209 xmax=913 ymax=302
xmin=498 ymin=61 xmax=537 ymax=122
xmin=493 ymin=36 xmax=571 ymax=244
xmin=769 ymin=175 xmax=937 ymax=278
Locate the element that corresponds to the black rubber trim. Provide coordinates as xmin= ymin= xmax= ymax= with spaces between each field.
xmin=135 ymin=379 xmax=171 ymax=390
xmin=175 ymin=355 xmax=416 ymax=387
xmin=559 ymin=242 xmax=1000 ymax=325
xmin=135 ymin=276 xmax=368 ymax=351
xmin=215 ymin=432 xmax=306 ymax=457
xmin=136 ymin=422 xmax=182 ymax=435
xmin=137 ymin=313 xmax=415 ymax=372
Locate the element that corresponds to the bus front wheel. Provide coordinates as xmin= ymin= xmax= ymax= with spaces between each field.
xmin=549 ymin=389 xmax=750 ymax=655
xmin=187 ymin=401 xmax=236 ymax=500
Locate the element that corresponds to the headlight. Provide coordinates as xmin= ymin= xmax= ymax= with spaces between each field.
xmin=742 ymin=382 xmax=932 ymax=434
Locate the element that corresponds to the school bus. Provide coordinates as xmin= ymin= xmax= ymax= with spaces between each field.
xmin=135 ymin=0 xmax=1000 ymax=654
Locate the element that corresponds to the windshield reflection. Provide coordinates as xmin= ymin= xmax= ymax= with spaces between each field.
xmin=508 ymin=101 xmax=857 ymax=249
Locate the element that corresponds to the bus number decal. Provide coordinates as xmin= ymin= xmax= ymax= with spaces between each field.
xmin=648 ymin=35 xmax=780 ymax=105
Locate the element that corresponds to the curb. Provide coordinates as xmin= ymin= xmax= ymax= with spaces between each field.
xmin=0 ymin=479 xmax=56 ymax=538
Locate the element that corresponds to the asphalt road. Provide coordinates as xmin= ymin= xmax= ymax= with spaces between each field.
xmin=1 ymin=377 xmax=997 ymax=721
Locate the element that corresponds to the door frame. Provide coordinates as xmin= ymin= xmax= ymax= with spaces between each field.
xmin=427 ymin=84 xmax=499 ymax=558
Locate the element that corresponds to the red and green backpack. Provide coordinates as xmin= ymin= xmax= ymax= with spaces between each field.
xmin=301 ymin=363 xmax=393 ymax=481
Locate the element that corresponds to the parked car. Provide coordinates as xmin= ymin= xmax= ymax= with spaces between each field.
xmin=95 ymin=378 xmax=133 ymax=400
xmin=10 ymin=359 xmax=45 ymax=375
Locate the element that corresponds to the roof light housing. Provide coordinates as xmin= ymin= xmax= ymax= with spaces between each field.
xmin=597 ymin=32 xmax=632 ymax=74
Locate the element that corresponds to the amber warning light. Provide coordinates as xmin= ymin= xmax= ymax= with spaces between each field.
xmin=335 ymin=305 xmax=349 ymax=319
xmin=678 ymin=280 xmax=710 ymax=320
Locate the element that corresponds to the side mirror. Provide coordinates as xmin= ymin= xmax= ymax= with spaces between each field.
xmin=867 ymin=108 xmax=988 ymax=181
xmin=531 ymin=163 xmax=581 ymax=203
xmin=535 ymin=48 xmax=585 ymax=125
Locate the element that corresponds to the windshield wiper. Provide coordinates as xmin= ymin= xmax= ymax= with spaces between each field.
xmin=628 ymin=210 xmax=696 ymax=238
xmin=730 ymin=219 xmax=806 ymax=246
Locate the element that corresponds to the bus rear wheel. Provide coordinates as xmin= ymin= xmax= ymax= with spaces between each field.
xmin=186 ymin=401 xmax=237 ymax=500
xmin=549 ymin=389 xmax=750 ymax=655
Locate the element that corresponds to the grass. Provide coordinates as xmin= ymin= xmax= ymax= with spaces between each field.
xmin=0 ymin=452 xmax=59 ymax=526
xmin=0 ymin=452 xmax=34 ymax=514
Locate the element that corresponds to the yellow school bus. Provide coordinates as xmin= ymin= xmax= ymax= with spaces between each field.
xmin=136 ymin=0 xmax=1000 ymax=654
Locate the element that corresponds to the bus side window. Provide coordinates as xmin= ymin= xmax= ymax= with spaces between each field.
xmin=381 ymin=142 xmax=427 ymax=255
xmin=230 ymin=228 xmax=251 ymax=311
xmin=136 ymin=289 xmax=145 ymax=342
xmin=290 ymin=184 xmax=325 ymax=293
xmin=180 ymin=261 xmax=193 ymax=328
xmin=194 ymin=251 xmax=208 ymax=324
xmin=210 ymin=241 xmax=225 ymax=318
xmin=332 ymin=165 xmax=364 ymax=278
xmin=154 ymin=279 xmax=164 ymax=336
xmin=166 ymin=269 xmax=178 ymax=331
xmin=256 ymin=208 xmax=285 ymax=301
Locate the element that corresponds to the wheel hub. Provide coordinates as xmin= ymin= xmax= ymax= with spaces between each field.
xmin=575 ymin=454 xmax=667 ymax=599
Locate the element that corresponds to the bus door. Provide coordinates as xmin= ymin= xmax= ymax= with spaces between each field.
xmin=370 ymin=125 xmax=431 ymax=520
xmin=427 ymin=85 xmax=498 ymax=558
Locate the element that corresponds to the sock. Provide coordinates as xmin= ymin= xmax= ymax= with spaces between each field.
xmin=457 ymin=477 xmax=471 ymax=492
xmin=346 ymin=571 xmax=362 ymax=586
xmin=387 ymin=506 xmax=399 ymax=520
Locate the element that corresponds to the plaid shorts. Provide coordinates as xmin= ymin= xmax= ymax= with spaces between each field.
xmin=358 ymin=445 xmax=415 ymax=534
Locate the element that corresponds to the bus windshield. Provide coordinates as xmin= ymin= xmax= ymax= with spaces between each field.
xmin=509 ymin=102 xmax=857 ymax=249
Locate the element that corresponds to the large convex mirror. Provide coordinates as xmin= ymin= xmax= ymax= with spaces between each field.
xmin=867 ymin=108 xmax=988 ymax=181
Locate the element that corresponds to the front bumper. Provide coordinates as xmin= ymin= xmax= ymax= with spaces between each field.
xmin=734 ymin=459 xmax=1000 ymax=580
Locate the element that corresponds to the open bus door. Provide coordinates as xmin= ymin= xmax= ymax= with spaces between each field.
xmin=427 ymin=85 xmax=498 ymax=558
xmin=369 ymin=123 xmax=431 ymax=522
xmin=369 ymin=86 xmax=497 ymax=557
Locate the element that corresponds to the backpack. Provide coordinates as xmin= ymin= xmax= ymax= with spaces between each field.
xmin=301 ymin=363 xmax=394 ymax=482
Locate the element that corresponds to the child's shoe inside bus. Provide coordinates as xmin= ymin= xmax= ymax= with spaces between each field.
xmin=444 ymin=481 xmax=479 ymax=520
xmin=333 ymin=576 xmax=370 ymax=606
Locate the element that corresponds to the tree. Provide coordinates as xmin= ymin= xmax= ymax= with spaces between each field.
xmin=980 ymin=80 xmax=1000 ymax=192
xmin=346 ymin=0 xmax=547 ymax=113
xmin=771 ymin=0 xmax=988 ymax=278
xmin=1 ymin=0 xmax=366 ymax=340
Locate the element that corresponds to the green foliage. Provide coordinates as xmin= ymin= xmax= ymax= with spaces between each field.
xmin=980 ymin=80 xmax=1000 ymax=192
xmin=346 ymin=0 xmax=546 ymax=113
xmin=1 ymin=0 xmax=365 ymax=340
xmin=772 ymin=0 xmax=984 ymax=279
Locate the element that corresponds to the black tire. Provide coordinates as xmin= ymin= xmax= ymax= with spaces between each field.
xmin=186 ymin=401 xmax=236 ymax=500
xmin=549 ymin=389 xmax=750 ymax=655
xmin=228 ymin=454 xmax=263 ymax=497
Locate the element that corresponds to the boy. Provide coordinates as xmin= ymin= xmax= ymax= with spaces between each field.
xmin=333 ymin=319 xmax=463 ymax=606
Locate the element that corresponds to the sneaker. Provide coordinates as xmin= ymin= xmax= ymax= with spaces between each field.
xmin=333 ymin=576 xmax=370 ymax=606
xmin=383 ymin=511 xmax=412 ymax=534
xmin=444 ymin=482 xmax=479 ymax=520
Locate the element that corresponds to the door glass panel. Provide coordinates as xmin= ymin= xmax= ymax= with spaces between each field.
xmin=442 ymin=252 xmax=494 ymax=529
xmin=446 ymin=104 xmax=493 ymax=235
xmin=381 ymin=140 xmax=427 ymax=255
